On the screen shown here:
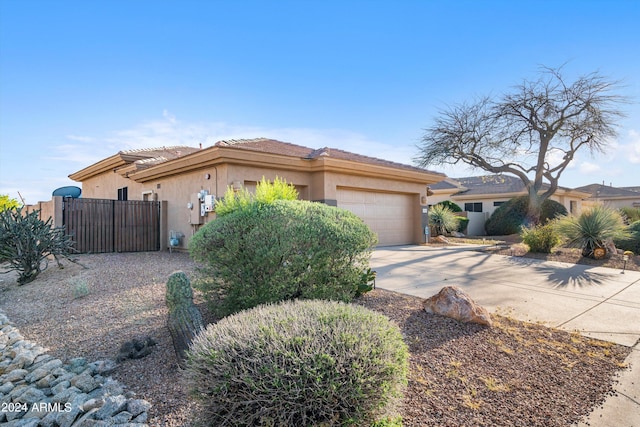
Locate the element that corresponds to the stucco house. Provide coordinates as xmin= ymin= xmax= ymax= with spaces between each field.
xmin=69 ymin=138 xmax=445 ymax=248
xmin=428 ymin=175 xmax=591 ymax=235
xmin=575 ymin=183 xmax=640 ymax=209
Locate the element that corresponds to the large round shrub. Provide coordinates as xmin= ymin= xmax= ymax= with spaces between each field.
xmin=189 ymin=199 xmax=378 ymax=317
xmin=485 ymin=196 xmax=567 ymax=235
xmin=185 ymin=299 xmax=408 ymax=426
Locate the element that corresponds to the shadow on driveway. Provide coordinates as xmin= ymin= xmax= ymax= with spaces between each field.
xmin=504 ymin=257 xmax=613 ymax=288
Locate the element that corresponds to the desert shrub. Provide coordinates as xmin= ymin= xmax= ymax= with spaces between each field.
xmin=555 ymin=206 xmax=630 ymax=258
xmin=0 ymin=207 xmax=76 ymax=284
xmin=428 ymin=204 xmax=459 ymax=235
xmin=214 ymin=176 xmax=298 ymax=216
xmin=521 ymin=223 xmax=561 ymax=253
xmin=185 ymin=299 xmax=408 ymax=427
xmin=614 ymin=220 xmax=640 ymax=254
xmin=620 ymin=207 xmax=640 ymax=224
xmin=0 ymin=194 xmax=20 ymax=212
xmin=485 ymin=196 xmax=567 ymax=235
xmin=435 ymin=200 xmax=462 ymax=212
xmin=189 ymin=199 xmax=377 ymax=317
xmin=455 ymin=216 xmax=470 ymax=233
xmin=433 ymin=201 xmax=469 ymax=232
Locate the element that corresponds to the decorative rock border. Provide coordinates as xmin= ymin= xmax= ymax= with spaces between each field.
xmin=0 ymin=310 xmax=150 ymax=427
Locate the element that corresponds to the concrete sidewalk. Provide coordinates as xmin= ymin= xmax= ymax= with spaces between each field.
xmin=371 ymin=245 xmax=640 ymax=427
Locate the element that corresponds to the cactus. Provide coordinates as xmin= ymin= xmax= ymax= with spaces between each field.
xmin=166 ymin=271 xmax=204 ymax=368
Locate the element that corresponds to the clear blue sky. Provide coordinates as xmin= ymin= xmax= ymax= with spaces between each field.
xmin=1 ymin=0 xmax=639 ymax=204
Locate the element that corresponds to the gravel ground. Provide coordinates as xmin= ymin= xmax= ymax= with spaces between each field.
xmin=0 ymin=251 xmax=632 ymax=426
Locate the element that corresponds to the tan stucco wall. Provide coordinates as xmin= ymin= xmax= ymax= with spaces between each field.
xmin=175 ymin=165 xmax=430 ymax=248
xmin=583 ymin=198 xmax=640 ymax=209
xmin=81 ymin=172 xmax=147 ymax=200
xmin=24 ymin=196 xmax=64 ymax=227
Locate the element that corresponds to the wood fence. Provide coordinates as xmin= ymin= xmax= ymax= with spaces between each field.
xmin=63 ymin=198 xmax=161 ymax=253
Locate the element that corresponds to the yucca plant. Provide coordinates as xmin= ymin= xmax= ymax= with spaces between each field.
xmin=555 ymin=206 xmax=630 ymax=259
xmin=428 ymin=204 xmax=459 ymax=236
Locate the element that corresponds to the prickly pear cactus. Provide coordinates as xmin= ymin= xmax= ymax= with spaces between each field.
xmin=165 ymin=271 xmax=204 ymax=368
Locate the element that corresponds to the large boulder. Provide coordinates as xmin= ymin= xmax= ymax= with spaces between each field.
xmin=422 ymin=286 xmax=492 ymax=327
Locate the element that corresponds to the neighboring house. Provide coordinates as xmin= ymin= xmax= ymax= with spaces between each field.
xmin=69 ymin=138 xmax=445 ymax=247
xmin=576 ymin=183 xmax=640 ymax=209
xmin=428 ymin=175 xmax=590 ymax=235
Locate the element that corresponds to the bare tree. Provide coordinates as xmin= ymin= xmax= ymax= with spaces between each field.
xmin=415 ymin=66 xmax=628 ymax=222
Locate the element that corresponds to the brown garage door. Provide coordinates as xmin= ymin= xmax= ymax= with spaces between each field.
xmin=336 ymin=188 xmax=415 ymax=246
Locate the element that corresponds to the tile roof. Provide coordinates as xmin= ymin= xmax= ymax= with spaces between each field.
xmin=574 ymin=183 xmax=640 ymax=198
xmin=215 ymin=138 xmax=314 ymax=158
xmin=214 ymin=138 xmax=443 ymax=175
xmin=433 ymin=174 xmax=580 ymax=196
xmin=621 ymin=186 xmax=640 ymax=193
xmin=120 ymin=146 xmax=201 ymax=160
xmin=454 ymin=175 xmax=529 ymax=195
xmin=429 ymin=180 xmax=461 ymax=191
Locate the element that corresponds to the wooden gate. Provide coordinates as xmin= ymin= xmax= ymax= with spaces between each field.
xmin=63 ymin=198 xmax=161 ymax=253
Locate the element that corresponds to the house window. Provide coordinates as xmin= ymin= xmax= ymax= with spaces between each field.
xmin=464 ymin=202 xmax=483 ymax=212
xmin=493 ymin=201 xmax=505 ymax=207
xmin=570 ymin=201 xmax=577 ymax=214
xmin=117 ymin=187 xmax=128 ymax=201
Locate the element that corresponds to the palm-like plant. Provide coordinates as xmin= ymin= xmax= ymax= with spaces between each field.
xmin=555 ymin=206 xmax=630 ymax=259
xmin=428 ymin=204 xmax=460 ymax=236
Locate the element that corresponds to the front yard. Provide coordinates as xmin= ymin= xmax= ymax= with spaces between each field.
xmin=0 ymin=251 xmax=631 ymax=426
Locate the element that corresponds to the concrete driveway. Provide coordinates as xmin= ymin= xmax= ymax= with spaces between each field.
xmin=370 ymin=245 xmax=640 ymax=427
xmin=371 ymin=245 xmax=640 ymax=346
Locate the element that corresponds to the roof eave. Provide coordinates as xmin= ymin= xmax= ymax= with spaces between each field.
xmin=68 ymin=153 xmax=131 ymax=182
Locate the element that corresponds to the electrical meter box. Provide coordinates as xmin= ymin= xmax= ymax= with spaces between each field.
xmin=189 ymin=193 xmax=204 ymax=224
xmin=203 ymin=194 xmax=215 ymax=212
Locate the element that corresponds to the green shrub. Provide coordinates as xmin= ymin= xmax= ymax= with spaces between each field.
xmin=428 ymin=204 xmax=459 ymax=235
xmin=620 ymin=207 xmax=640 ymax=224
xmin=189 ymin=200 xmax=377 ymax=317
xmin=614 ymin=220 xmax=640 ymax=254
xmin=555 ymin=206 xmax=630 ymax=258
xmin=455 ymin=216 xmax=470 ymax=233
xmin=485 ymin=196 xmax=567 ymax=235
xmin=0 ymin=207 xmax=76 ymax=284
xmin=521 ymin=223 xmax=561 ymax=253
xmin=185 ymin=299 xmax=408 ymax=427
xmin=214 ymin=176 xmax=298 ymax=217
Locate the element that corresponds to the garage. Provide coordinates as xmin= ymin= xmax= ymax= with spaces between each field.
xmin=336 ymin=188 xmax=416 ymax=246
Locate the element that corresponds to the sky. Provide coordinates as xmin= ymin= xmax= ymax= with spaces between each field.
xmin=1 ymin=0 xmax=639 ymax=204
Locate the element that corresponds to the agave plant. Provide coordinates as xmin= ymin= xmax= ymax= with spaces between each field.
xmin=428 ymin=204 xmax=460 ymax=236
xmin=555 ymin=206 xmax=630 ymax=259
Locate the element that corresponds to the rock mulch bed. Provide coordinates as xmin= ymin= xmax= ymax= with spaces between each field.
xmin=0 ymin=310 xmax=150 ymax=427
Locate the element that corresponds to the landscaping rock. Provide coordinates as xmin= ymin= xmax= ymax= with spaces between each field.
xmin=89 ymin=359 xmax=116 ymax=376
xmin=422 ymin=285 xmax=492 ymax=326
xmin=127 ymin=399 xmax=151 ymax=417
xmin=0 ymin=309 xmax=150 ymax=426
xmin=116 ymin=337 xmax=156 ymax=362
xmin=431 ymin=235 xmax=450 ymax=243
